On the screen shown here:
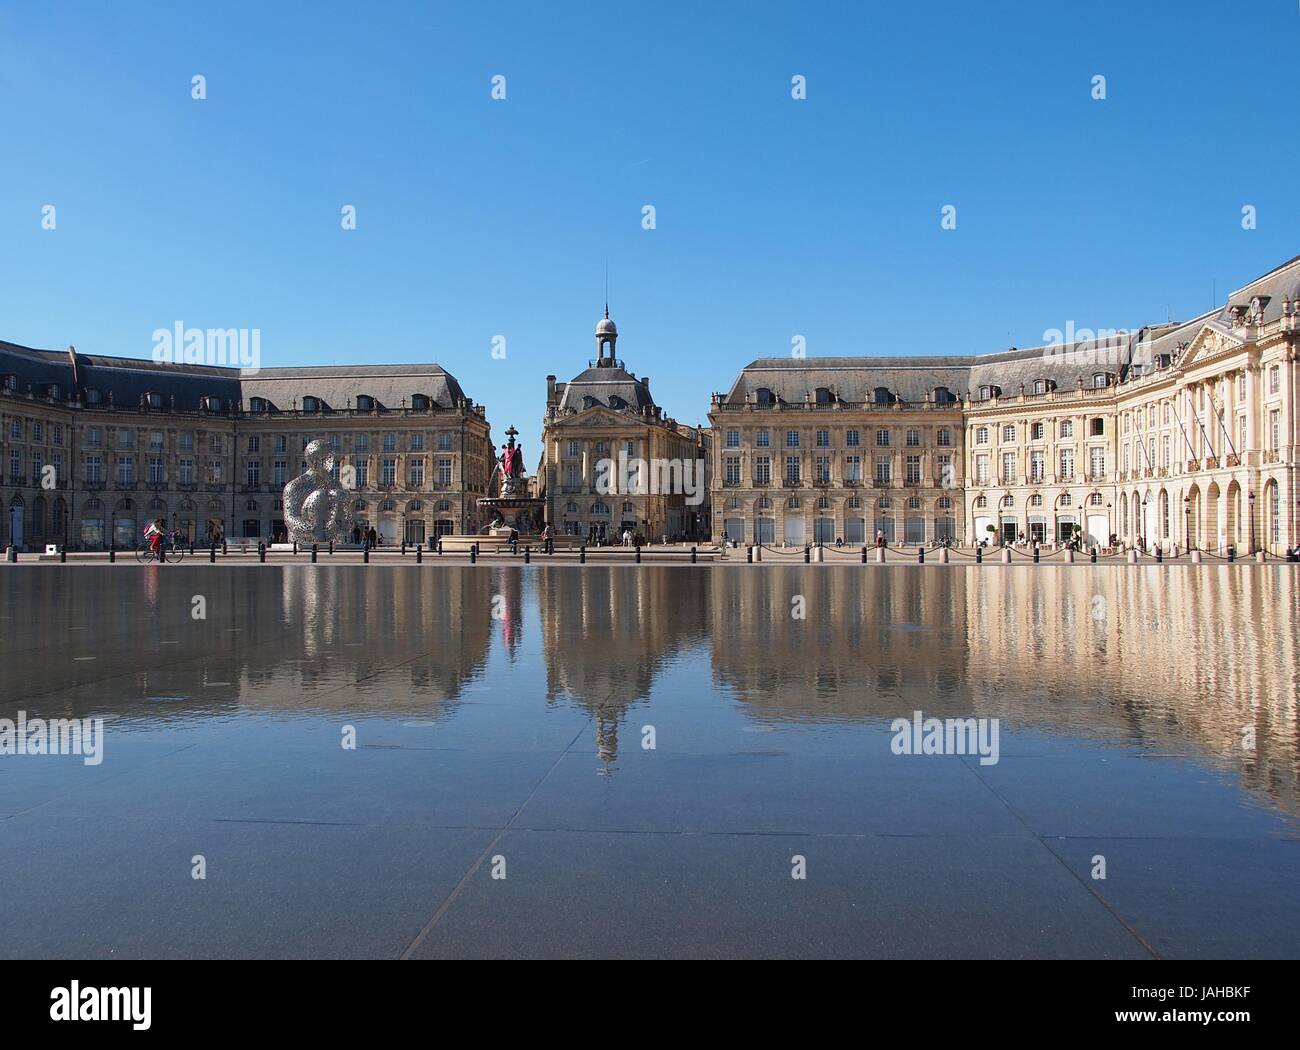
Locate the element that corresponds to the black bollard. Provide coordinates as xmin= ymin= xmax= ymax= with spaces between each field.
xmin=222 ymin=539 xmax=228 ymax=556
xmin=108 ymin=546 xmax=115 ymax=563
xmin=1228 ymin=546 xmax=1236 ymax=563
xmin=189 ymin=539 xmax=194 ymax=555
xmin=329 ymin=540 xmax=334 ymax=556
xmin=976 ymin=547 xmax=982 ymax=564
xmin=1033 ymin=546 xmax=1039 ymax=563
xmin=635 ymin=545 xmax=641 ymax=563
xmin=470 ymin=543 xmax=478 ymax=564
xmin=401 ymin=541 xmax=407 ymax=557
xmin=209 ymin=544 xmax=216 ymax=563
xmin=1090 ymin=548 xmax=1098 ymax=564
xmin=311 ymin=544 xmax=318 ymax=563
xmin=363 ymin=546 xmax=370 ymax=563
xmin=416 ymin=545 xmax=423 ymax=564
xmin=524 ymin=545 xmax=530 ymax=564
xmin=580 ymin=544 xmax=586 ymax=564
xmin=1156 ymin=547 xmax=1163 ymax=563
xmin=861 ymin=546 xmax=868 ymax=564
xmin=691 ymin=545 xmax=697 ymax=563
xmin=293 ymin=541 xmax=298 ymax=555
xmin=258 ymin=542 xmax=266 ymax=563
xmin=918 ymin=547 xmax=925 ymax=564
xmin=60 ymin=548 xmax=67 ymax=563
xmin=747 ymin=546 xmax=753 ymax=564
xmin=804 ymin=545 xmax=810 ymax=564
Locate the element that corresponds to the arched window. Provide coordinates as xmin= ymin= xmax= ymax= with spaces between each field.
xmin=815 ymin=387 xmax=833 ymax=405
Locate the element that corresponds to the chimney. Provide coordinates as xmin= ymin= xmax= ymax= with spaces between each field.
xmin=642 ymin=375 xmax=650 ymax=390
xmin=546 ymin=375 xmax=556 ymax=405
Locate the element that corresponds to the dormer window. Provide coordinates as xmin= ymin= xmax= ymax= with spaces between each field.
xmin=85 ymin=387 xmax=101 ymax=405
xmin=3 ymin=375 xmax=17 ymax=392
xmin=1032 ymin=379 xmax=1055 ymax=395
xmin=302 ymin=395 xmax=324 ymax=413
xmin=873 ymin=386 xmax=893 ymax=405
xmin=755 ymin=387 xmax=775 ymax=406
xmin=202 ymin=395 xmax=223 ymax=412
xmin=47 ymin=384 xmax=60 ymax=400
xmin=608 ymin=395 xmax=626 ymax=409
xmin=145 ymin=392 xmax=164 ymax=410
xmin=933 ymin=386 xmax=955 ymax=404
xmin=1092 ymin=373 xmax=1109 ymax=389
xmin=410 ymin=394 xmax=429 ymax=411
xmin=356 ymin=394 xmax=375 ymax=412
xmin=815 ymin=387 xmax=833 ymax=405
xmin=979 ymin=385 xmax=1001 ymax=401
xmin=249 ymin=396 xmax=273 ymax=414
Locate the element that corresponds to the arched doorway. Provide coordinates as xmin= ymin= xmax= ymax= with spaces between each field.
xmin=1185 ymin=485 xmax=1201 ymax=549
xmin=1205 ymin=482 xmax=1221 ymax=551
xmin=112 ymin=498 xmax=136 ymax=549
xmin=1225 ymin=481 xmax=1240 ymax=550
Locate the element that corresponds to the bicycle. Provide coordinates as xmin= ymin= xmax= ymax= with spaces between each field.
xmin=135 ymin=533 xmax=186 ymax=564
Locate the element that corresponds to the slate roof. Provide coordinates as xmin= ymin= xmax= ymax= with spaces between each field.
xmin=722 ymin=255 xmax=1300 ymax=404
xmin=555 ymin=365 xmax=657 ymax=413
xmin=0 ymin=342 xmax=471 ymax=413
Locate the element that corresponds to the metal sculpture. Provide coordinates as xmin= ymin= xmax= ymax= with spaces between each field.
xmin=283 ymin=439 xmax=354 ymax=545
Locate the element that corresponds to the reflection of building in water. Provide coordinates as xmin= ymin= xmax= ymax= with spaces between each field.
xmin=710 ymin=567 xmax=1300 ymax=815
xmin=537 ymin=567 xmax=709 ymax=764
xmin=3 ymin=568 xmax=493 ymax=722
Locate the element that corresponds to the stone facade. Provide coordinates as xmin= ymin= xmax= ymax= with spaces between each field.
xmin=711 ymin=254 xmax=1300 ymax=555
xmin=539 ymin=313 xmax=710 ymax=542
xmin=0 ymin=346 xmax=493 ymax=550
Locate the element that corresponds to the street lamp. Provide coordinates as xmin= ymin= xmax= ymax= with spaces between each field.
xmin=1106 ymin=502 xmax=1113 ymax=546
xmin=1184 ymin=495 xmax=1192 ymax=551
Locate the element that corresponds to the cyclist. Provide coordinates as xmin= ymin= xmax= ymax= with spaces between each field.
xmin=143 ymin=518 xmax=165 ymax=558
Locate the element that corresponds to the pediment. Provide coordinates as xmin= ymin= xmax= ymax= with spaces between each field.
xmin=1176 ymin=324 xmax=1246 ymax=371
xmin=549 ymin=406 xmax=641 ymax=429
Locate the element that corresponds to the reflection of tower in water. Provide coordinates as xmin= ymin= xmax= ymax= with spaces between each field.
xmin=538 ymin=567 xmax=709 ymax=768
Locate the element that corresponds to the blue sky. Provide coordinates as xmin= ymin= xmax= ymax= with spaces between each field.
xmin=1 ymin=0 xmax=1296 ymax=450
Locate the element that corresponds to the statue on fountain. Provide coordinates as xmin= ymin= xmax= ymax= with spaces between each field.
xmin=496 ymin=426 xmax=528 ymax=497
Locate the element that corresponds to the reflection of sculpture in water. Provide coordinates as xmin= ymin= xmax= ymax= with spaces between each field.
xmin=284 ymin=439 xmax=354 ymax=544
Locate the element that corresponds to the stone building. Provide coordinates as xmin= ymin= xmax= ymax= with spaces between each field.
xmin=710 ymin=254 xmax=1300 ymax=554
xmin=539 ymin=311 xmax=710 ymax=542
xmin=0 ymin=344 xmax=493 ymax=549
